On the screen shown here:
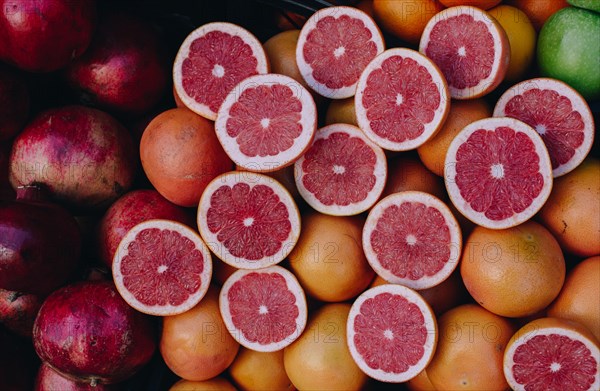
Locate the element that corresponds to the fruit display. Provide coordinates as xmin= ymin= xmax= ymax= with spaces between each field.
xmin=0 ymin=0 xmax=598 ymax=390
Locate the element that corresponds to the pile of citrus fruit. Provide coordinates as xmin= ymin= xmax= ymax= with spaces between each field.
xmin=0 ymin=0 xmax=598 ymax=389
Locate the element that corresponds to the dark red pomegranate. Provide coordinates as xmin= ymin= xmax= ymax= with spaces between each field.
xmin=0 ymin=186 xmax=81 ymax=295
xmin=0 ymin=289 xmax=43 ymax=337
xmin=36 ymin=362 xmax=118 ymax=391
xmin=97 ymin=189 xmax=193 ymax=266
xmin=9 ymin=106 xmax=136 ymax=209
xmin=66 ymin=12 xmax=169 ymax=115
xmin=0 ymin=0 xmax=96 ymax=72
xmin=0 ymin=66 xmax=29 ymax=141
xmin=33 ymin=280 xmax=156 ymax=385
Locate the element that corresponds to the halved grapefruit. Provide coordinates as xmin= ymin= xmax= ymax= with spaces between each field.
xmin=219 ymin=266 xmax=307 ymax=352
xmin=197 ymin=171 xmax=300 ymax=269
xmin=112 ymin=219 xmax=212 ymax=316
xmin=296 ymin=6 xmax=385 ymax=99
xmin=294 ymin=123 xmax=387 ymax=216
xmin=494 ymin=78 xmax=595 ymax=177
xmin=504 ymin=317 xmax=600 ymax=391
xmin=445 ymin=117 xmax=553 ymax=229
xmin=173 ymin=22 xmax=269 ymax=121
xmin=419 ymin=6 xmax=510 ymax=99
xmin=355 ymin=48 xmax=450 ymax=151
xmin=215 ymin=73 xmax=317 ymax=172
xmin=363 ymin=191 xmax=462 ymax=290
xmin=347 ymin=284 xmax=438 ymax=383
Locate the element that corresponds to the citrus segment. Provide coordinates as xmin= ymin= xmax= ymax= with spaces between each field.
xmin=494 ymin=78 xmax=595 ymax=177
xmin=347 ymin=284 xmax=437 ymax=383
xmin=294 ymin=123 xmax=387 ymax=216
xmin=215 ymin=74 xmax=317 ymax=172
xmin=173 ymin=22 xmax=269 ymax=120
xmin=296 ymin=6 xmax=384 ymax=99
xmin=445 ymin=117 xmax=553 ymax=229
xmin=363 ymin=191 xmax=462 ymax=290
xmin=504 ymin=317 xmax=600 ymax=391
xmin=197 ymin=172 xmax=300 ymax=269
xmin=219 ymin=266 xmax=307 ymax=352
xmin=419 ymin=6 xmax=510 ymax=99
xmin=355 ymin=48 xmax=450 ymax=151
xmin=112 ymin=219 xmax=212 ymax=316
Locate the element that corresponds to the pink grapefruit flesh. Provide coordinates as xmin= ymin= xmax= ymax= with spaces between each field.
xmin=355 ymin=48 xmax=450 ymax=151
xmin=197 ymin=171 xmax=301 ymax=269
xmin=215 ymin=73 xmax=317 ymax=172
xmin=347 ymin=284 xmax=438 ymax=383
xmin=219 ymin=266 xmax=307 ymax=352
xmin=494 ymin=78 xmax=595 ymax=177
xmin=173 ymin=22 xmax=269 ymax=121
xmin=419 ymin=6 xmax=510 ymax=99
xmin=296 ymin=6 xmax=385 ymax=99
xmin=294 ymin=123 xmax=387 ymax=216
xmin=363 ymin=191 xmax=462 ymax=290
xmin=444 ymin=117 xmax=553 ymax=229
xmin=504 ymin=320 xmax=600 ymax=391
xmin=112 ymin=219 xmax=212 ymax=316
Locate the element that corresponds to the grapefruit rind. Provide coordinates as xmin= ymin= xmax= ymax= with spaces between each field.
xmin=215 ymin=73 xmax=317 ymax=172
xmin=173 ymin=22 xmax=269 ymax=121
xmin=296 ymin=6 xmax=385 ymax=99
xmin=493 ymin=77 xmax=595 ymax=178
xmin=444 ymin=117 xmax=553 ymax=230
xmin=219 ymin=266 xmax=308 ymax=352
xmin=112 ymin=219 xmax=213 ymax=316
xmin=294 ymin=123 xmax=388 ymax=216
xmin=503 ymin=318 xmax=600 ymax=391
xmin=197 ymin=171 xmax=301 ymax=269
xmin=347 ymin=284 xmax=438 ymax=383
xmin=355 ymin=48 xmax=450 ymax=151
xmin=419 ymin=6 xmax=510 ymax=100
xmin=362 ymin=191 xmax=462 ymax=290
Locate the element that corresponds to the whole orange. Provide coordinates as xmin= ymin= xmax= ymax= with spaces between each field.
xmin=547 ymin=255 xmax=600 ymax=341
xmin=288 ymin=212 xmax=375 ymax=302
xmin=383 ymin=155 xmax=446 ymax=199
xmin=506 ymin=0 xmax=569 ymax=30
xmin=160 ymin=285 xmax=240 ymax=381
xmin=538 ymin=158 xmax=600 ymax=257
xmin=283 ymin=303 xmax=368 ymax=390
xmin=373 ymin=0 xmax=445 ymax=45
xmin=438 ymin=0 xmax=501 ymax=9
xmin=460 ymin=221 xmax=566 ymax=318
xmin=140 ymin=108 xmax=233 ymax=207
xmin=417 ymin=99 xmax=491 ymax=177
xmin=228 ymin=348 xmax=293 ymax=391
xmin=325 ymin=97 xmax=358 ymax=126
xmin=169 ymin=377 xmax=236 ymax=391
xmin=426 ymin=304 xmax=515 ymax=390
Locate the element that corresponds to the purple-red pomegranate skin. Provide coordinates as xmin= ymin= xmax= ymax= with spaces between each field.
xmin=9 ymin=106 xmax=137 ymax=209
xmin=97 ymin=189 xmax=193 ymax=267
xmin=0 ymin=187 xmax=81 ymax=295
xmin=33 ymin=280 xmax=156 ymax=385
xmin=0 ymin=289 xmax=43 ymax=337
xmin=36 ymin=362 xmax=118 ymax=391
xmin=0 ymin=66 xmax=29 ymax=141
xmin=66 ymin=12 xmax=169 ymax=115
xmin=0 ymin=0 xmax=96 ymax=72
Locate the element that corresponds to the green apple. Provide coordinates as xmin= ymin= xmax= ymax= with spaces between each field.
xmin=568 ymin=0 xmax=600 ymax=13
xmin=537 ymin=7 xmax=600 ymax=100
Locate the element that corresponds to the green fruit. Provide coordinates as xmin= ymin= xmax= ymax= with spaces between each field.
xmin=568 ymin=0 xmax=600 ymax=13
xmin=537 ymin=7 xmax=600 ymax=100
